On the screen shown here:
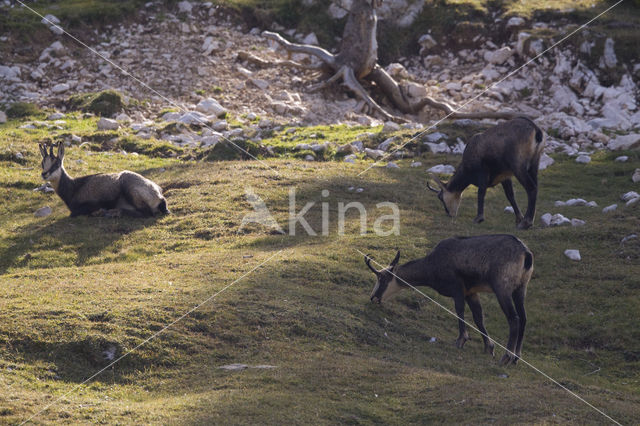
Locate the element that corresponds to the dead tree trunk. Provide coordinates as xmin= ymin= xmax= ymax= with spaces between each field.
xmin=257 ymin=0 xmax=527 ymax=122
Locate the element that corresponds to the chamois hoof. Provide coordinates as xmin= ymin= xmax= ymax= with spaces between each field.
xmin=516 ymin=219 xmax=532 ymax=230
xmin=473 ymin=216 xmax=485 ymax=224
xmin=485 ymin=344 xmax=495 ymax=357
xmin=456 ymin=335 xmax=469 ymax=349
xmin=499 ymin=353 xmax=516 ymax=366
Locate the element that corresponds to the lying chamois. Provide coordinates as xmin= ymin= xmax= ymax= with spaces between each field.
xmin=38 ymin=142 xmax=169 ymax=217
xmin=366 ymin=234 xmax=533 ymax=365
xmin=427 ymin=117 xmax=544 ymax=229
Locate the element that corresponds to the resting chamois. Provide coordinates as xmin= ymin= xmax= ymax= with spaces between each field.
xmin=427 ymin=117 xmax=544 ymax=229
xmin=38 ymin=142 xmax=169 ymax=217
xmin=365 ymin=234 xmax=533 ymax=366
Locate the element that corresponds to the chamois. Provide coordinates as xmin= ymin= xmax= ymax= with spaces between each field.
xmin=365 ymin=234 xmax=533 ymax=366
xmin=38 ymin=142 xmax=169 ymax=217
xmin=427 ymin=117 xmax=544 ymax=229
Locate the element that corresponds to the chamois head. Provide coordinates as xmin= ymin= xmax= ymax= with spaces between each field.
xmin=427 ymin=174 xmax=461 ymax=218
xmin=39 ymin=142 xmax=64 ymax=182
xmin=365 ymin=251 xmax=403 ymax=303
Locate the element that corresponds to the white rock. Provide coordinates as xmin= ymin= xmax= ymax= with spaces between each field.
xmin=602 ymin=204 xmax=617 ymax=213
xmin=97 ymin=117 xmax=119 ymax=130
xmin=115 ymin=113 xmax=131 ymax=123
xmin=162 ymin=111 xmax=181 ymax=121
xmin=425 ymin=132 xmax=446 ymax=142
xmin=34 ymin=206 xmax=52 ymax=217
xmin=328 ymin=2 xmax=349 ymax=19
xmin=310 ymin=143 xmax=327 ymax=152
xmin=575 ymin=155 xmax=591 ymax=164
xmin=621 ymin=234 xmax=638 ymax=244
xmin=410 ymin=161 xmax=422 ymax=167
xmin=550 ymin=213 xmax=571 ymax=227
xmin=554 ymin=200 xmax=566 ymax=207
xmin=382 ymin=121 xmax=401 ymax=133
xmin=418 ymin=34 xmax=437 ymax=51
xmin=571 ymin=218 xmax=586 ymax=227
xmin=344 ymin=154 xmax=356 ymax=163
xmin=0 ymin=111 xmax=6 ymax=123
xmin=626 ymin=197 xmax=639 ymax=207
xmin=506 ymin=17 xmax=525 ymax=29
xmin=615 ymin=156 xmax=628 ymax=162
xmin=178 ymin=111 xmax=209 ymax=125
xmin=608 ymin=134 xmax=640 ymax=151
xmin=302 ymin=32 xmax=318 ymax=45
xmin=586 ymin=201 xmax=598 ymax=207
xmin=621 ymin=191 xmax=639 ymax=202
xmin=364 ymin=148 xmax=384 ymax=160
xmin=602 ymin=38 xmax=617 ymax=69
xmin=484 ymin=46 xmax=513 ymax=65
xmin=196 ymin=98 xmax=226 ymax=117
xmin=250 ymin=78 xmax=269 ymax=90
xmin=566 ymin=198 xmax=588 ymax=206
xmin=304 ymin=154 xmax=315 ymax=161
xmin=386 ymin=162 xmax=399 ymax=169
xmin=41 ymin=14 xmax=60 ymax=25
xmin=425 ymin=142 xmax=450 ymax=154
xmin=538 ymin=153 xmax=554 ymax=170
xmin=218 ymin=363 xmax=247 ymax=371
xmin=378 ymin=137 xmax=395 ymax=151
xmin=51 ymin=83 xmax=70 ymax=93
xmin=427 ymin=164 xmax=455 ymax=174
xmin=504 ymin=206 xmax=514 ymax=214
xmin=46 ymin=112 xmax=64 ymax=120
xmin=564 ymin=249 xmax=581 ymax=261
xmin=177 ymin=1 xmax=192 ymax=13
xmin=633 ymin=169 xmax=640 ymax=183
xmin=540 ymin=213 xmax=552 ymax=227
xmin=406 ymin=82 xmax=427 ymax=98
xmin=49 ymin=25 xmax=64 ymax=35
xmin=295 ymin=143 xmax=310 ymax=151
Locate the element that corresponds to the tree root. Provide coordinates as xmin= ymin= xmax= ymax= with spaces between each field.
xmin=236 ymin=51 xmax=325 ymax=71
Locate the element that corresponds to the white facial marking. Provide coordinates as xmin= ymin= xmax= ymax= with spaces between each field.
xmin=380 ymin=277 xmax=403 ymax=302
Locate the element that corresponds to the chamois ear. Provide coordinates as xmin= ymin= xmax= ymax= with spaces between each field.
xmin=38 ymin=143 xmax=46 ymax=158
xmin=390 ymin=250 xmax=400 ymax=269
xmin=48 ymin=144 xmax=55 ymax=158
xmin=364 ymin=254 xmax=379 ymax=275
xmin=57 ymin=141 xmax=65 ymax=160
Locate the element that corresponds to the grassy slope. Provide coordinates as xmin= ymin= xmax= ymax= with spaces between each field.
xmin=1 ymin=114 xmax=639 ymax=424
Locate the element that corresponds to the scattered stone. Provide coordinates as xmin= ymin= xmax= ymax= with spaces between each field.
xmin=586 ymin=201 xmax=598 ymax=207
xmin=410 ymin=161 xmax=422 ymax=167
xmin=356 ymin=188 xmax=364 ymax=193
xmin=571 ymin=218 xmax=586 ymax=227
xmin=621 ymin=191 xmax=639 ymax=202
xmin=46 ymin=112 xmax=65 ymax=120
xmin=177 ymin=1 xmax=193 ymax=13
xmin=0 ymin=111 xmax=6 ymax=124
xmin=424 ymin=141 xmax=450 ymax=154
xmin=34 ymin=206 xmax=52 ymax=217
xmin=427 ymin=164 xmax=455 ymax=174
xmin=97 ymin=117 xmax=119 ymax=130
xmin=550 ymin=213 xmax=571 ymax=227
xmin=196 ymin=98 xmax=227 ymax=117
xmin=115 ymin=113 xmax=131 ymax=123
xmin=608 ymin=134 xmax=640 ymax=151
xmin=378 ymin=137 xmax=396 ymax=151
xmin=540 ymin=213 xmax=552 ymax=227
xmin=484 ymin=46 xmax=513 ymax=65
xmin=504 ymin=206 xmax=514 ymax=214
xmin=564 ymin=249 xmax=581 ymax=261
xmin=418 ymin=34 xmax=437 ymax=53
xmin=601 ymin=38 xmax=617 ymax=69
xmin=565 ymin=198 xmax=588 ymax=207
xmin=249 ymin=78 xmax=269 ymax=90
xmin=344 ymin=154 xmax=356 ymax=163
xmin=51 ymin=83 xmax=70 ymax=93
xmin=386 ymin=162 xmax=399 ymax=169
xmin=615 ymin=156 xmax=628 ymax=162
xmin=626 ymin=197 xmax=639 ymax=207
xmin=633 ymin=169 xmax=640 ymax=184
xmin=621 ymin=234 xmax=638 ymax=244
xmin=429 ymin=337 xmax=437 ymax=343
xmin=304 ymin=154 xmax=315 ymax=161
xmin=41 ymin=14 xmax=60 ymax=25
xmin=178 ymin=111 xmax=209 ymax=125
xmin=364 ymin=148 xmax=384 ymax=160
xmin=538 ymin=153 xmax=554 ymax=170
xmin=382 ymin=121 xmax=401 ymax=133
xmin=506 ymin=17 xmax=525 ymax=29
xmin=602 ymin=204 xmax=617 ymax=213
xmin=425 ymin=132 xmax=446 ymax=143
xmin=575 ymin=155 xmax=591 ymax=164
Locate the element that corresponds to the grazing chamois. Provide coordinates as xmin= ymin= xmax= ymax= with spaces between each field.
xmin=365 ymin=234 xmax=533 ymax=366
xmin=38 ymin=142 xmax=169 ymax=217
xmin=427 ymin=117 xmax=544 ymax=229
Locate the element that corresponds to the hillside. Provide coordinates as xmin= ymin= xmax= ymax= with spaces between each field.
xmin=1 ymin=0 xmax=640 ymax=424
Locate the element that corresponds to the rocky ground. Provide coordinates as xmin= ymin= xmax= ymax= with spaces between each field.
xmin=1 ymin=0 xmax=639 ymax=159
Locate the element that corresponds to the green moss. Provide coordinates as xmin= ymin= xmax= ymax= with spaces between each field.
xmin=200 ymin=138 xmax=262 ymax=161
xmin=67 ymin=90 xmax=124 ymax=117
xmin=6 ymin=102 xmax=43 ymax=119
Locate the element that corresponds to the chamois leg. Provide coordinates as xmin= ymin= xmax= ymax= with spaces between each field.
xmin=496 ymin=291 xmax=520 ymax=366
xmin=515 ymin=171 xmax=537 ymax=229
xmin=512 ymin=286 xmax=527 ymax=363
xmin=465 ymin=294 xmax=495 ymax=356
xmin=473 ymin=184 xmax=487 ymax=224
xmin=454 ymin=294 xmax=469 ymax=349
xmin=501 ymin=179 xmax=524 ymax=225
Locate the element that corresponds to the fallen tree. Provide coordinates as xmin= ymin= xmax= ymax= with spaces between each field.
xmin=245 ymin=0 xmax=526 ymax=123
